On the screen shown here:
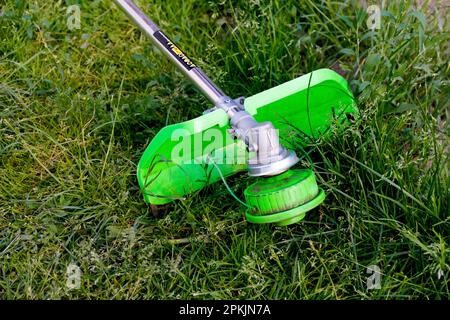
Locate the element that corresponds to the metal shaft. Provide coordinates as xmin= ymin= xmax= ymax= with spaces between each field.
xmin=113 ymin=0 xmax=226 ymax=105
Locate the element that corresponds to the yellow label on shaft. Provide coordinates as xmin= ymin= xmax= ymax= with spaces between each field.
xmin=154 ymin=30 xmax=196 ymax=70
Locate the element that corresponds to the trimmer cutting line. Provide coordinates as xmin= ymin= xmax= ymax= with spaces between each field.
xmin=113 ymin=0 xmax=358 ymax=226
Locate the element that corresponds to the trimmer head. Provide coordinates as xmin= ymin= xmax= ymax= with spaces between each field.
xmin=113 ymin=1 xmax=358 ymax=227
xmin=137 ymin=69 xmax=357 ymax=206
xmin=244 ymin=169 xmax=325 ymax=226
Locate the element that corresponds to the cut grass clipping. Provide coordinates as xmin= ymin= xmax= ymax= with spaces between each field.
xmin=0 ymin=0 xmax=449 ymax=299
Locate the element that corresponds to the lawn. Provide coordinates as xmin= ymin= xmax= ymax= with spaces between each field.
xmin=0 ymin=0 xmax=448 ymax=299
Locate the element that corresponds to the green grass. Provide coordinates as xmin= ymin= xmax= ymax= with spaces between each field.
xmin=0 ymin=0 xmax=448 ymax=299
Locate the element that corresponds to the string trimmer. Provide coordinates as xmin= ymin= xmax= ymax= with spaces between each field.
xmin=113 ymin=0 xmax=358 ymax=226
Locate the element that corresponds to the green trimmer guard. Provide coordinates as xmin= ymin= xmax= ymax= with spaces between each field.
xmin=137 ymin=68 xmax=357 ymax=206
xmin=112 ymin=0 xmax=357 ymax=225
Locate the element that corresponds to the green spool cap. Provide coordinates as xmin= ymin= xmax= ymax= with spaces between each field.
xmin=244 ymin=169 xmax=325 ymax=226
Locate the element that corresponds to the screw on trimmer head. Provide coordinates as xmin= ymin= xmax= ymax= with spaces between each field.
xmin=244 ymin=169 xmax=325 ymax=226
